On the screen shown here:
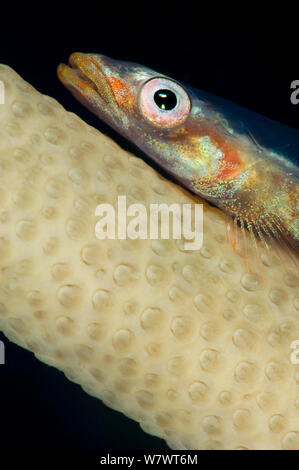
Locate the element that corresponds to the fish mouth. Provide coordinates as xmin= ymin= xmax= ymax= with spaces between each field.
xmin=58 ymin=52 xmax=118 ymax=112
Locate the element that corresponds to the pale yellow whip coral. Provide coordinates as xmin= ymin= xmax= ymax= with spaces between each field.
xmin=0 ymin=65 xmax=298 ymax=450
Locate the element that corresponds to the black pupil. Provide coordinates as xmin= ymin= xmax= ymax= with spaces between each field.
xmin=154 ymin=89 xmax=177 ymax=111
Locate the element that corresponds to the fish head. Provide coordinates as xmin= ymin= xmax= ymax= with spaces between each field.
xmin=58 ymin=53 xmax=241 ymax=195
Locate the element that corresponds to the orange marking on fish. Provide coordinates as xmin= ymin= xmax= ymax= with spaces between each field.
xmin=107 ymin=77 xmax=135 ymax=110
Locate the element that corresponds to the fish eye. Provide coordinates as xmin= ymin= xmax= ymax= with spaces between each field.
xmin=139 ymin=77 xmax=191 ymax=128
xmin=154 ymin=89 xmax=177 ymax=110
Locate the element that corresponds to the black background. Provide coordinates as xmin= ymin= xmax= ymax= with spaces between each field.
xmin=0 ymin=2 xmax=298 ymax=452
